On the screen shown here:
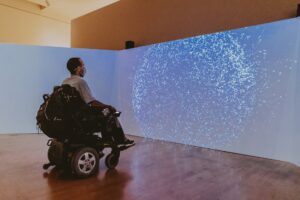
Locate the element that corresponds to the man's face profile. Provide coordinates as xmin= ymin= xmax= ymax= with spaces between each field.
xmin=76 ymin=59 xmax=86 ymax=77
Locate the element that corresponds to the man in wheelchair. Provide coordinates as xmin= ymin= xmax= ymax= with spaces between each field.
xmin=63 ymin=57 xmax=134 ymax=145
xmin=36 ymin=57 xmax=134 ymax=178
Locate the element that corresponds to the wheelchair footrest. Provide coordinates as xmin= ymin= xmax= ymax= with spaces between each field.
xmin=118 ymin=143 xmax=135 ymax=151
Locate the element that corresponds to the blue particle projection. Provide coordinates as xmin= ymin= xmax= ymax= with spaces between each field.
xmin=132 ymin=29 xmax=269 ymax=148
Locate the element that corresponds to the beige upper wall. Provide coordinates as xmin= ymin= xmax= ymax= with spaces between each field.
xmin=0 ymin=3 xmax=70 ymax=47
xmin=71 ymin=0 xmax=300 ymax=50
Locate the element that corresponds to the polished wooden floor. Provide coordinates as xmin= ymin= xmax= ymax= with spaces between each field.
xmin=0 ymin=134 xmax=299 ymax=200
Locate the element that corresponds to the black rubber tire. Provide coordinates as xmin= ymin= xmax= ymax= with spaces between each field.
xmin=105 ymin=153 xmax=119 ymax=169
xmin=47 ymin=139 xmax=64 ymax=166
xmin=71 ymin=147 xmax=99 ymax=178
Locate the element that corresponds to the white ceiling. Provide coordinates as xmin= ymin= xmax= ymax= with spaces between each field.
xmin=0 ymin=0 xmax=119 ymax=23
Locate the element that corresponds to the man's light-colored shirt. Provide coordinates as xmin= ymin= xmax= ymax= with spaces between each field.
xmin=62 ymin=75 xmax=95 ymax=103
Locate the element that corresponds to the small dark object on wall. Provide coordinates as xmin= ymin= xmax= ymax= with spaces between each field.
xmin=125 ymin=40 xmax=135 ymax=49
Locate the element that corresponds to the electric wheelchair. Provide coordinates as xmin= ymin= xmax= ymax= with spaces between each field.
xmin=36 ymin=84 xmax=134 ymax=178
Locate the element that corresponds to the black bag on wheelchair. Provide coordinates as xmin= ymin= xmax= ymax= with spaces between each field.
xmin=36 ymin=84 xmax=104 ymax=139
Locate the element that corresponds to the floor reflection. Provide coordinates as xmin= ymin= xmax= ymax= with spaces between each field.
xmin=44 ymin=166 xmax=132 ymax=200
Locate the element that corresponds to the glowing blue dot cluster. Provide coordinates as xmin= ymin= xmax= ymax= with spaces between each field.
xmin=132 ymin=28 xmax=289 ymax=147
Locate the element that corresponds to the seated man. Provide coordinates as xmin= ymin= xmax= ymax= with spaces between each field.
xmin=62 ymin=57 xmax=134 ymax=145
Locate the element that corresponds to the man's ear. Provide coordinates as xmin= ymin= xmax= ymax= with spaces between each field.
xmin=74 ymin=66 xmax=79 ymax=73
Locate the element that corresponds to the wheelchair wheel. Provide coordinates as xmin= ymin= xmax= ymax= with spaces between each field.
xmin=71 ymin=147 xmax=99 ymax=178
xmin=48 ymin=139 xmax=64 ymax=166
xmin=105 ymin=153 xmax=119 ymax=169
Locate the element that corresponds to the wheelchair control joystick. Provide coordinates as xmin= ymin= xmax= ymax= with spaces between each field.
xmin=113 ymin=111 xmax=121 ymax=117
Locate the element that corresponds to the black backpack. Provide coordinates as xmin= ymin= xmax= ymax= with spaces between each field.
xmin=36 ymin=84 xmax=103 ymax=139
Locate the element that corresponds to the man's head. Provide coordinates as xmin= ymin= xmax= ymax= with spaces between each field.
xmin=67 ymin=57 xmax=86 ymax=77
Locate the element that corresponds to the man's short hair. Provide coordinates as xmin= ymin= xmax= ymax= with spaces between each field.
xmin=67 ymin=57 xmax=81 ymax=74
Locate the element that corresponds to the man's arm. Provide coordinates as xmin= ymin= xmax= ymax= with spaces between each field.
xmin=88 ymin=100 xmax=116 ymax=112
xmin=79 ymin=79 xmax=116 ymax=112
xmin=78 ymin=79 xmax=96 ymax=104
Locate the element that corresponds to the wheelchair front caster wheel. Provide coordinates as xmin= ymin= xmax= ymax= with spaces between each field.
xmin=105 ymin=153 xmax=119 ymax=169
xmin=71 ymin=147 xmax=99 ymax=178
xmin=43 ymin=163 xmax=53 ymax=170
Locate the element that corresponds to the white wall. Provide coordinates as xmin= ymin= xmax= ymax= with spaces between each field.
xmin=0 ymin=44 xmax=116 ymax=133
xmin=0 ymin=3 xmax=70 ymax=47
